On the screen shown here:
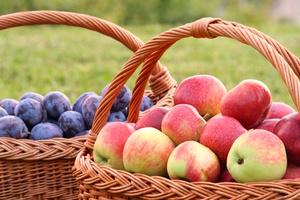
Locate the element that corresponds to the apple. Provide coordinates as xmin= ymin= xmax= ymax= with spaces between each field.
xmin=161 ymin=104 xmax=206 ymax=145
xmin=167 ymin=141 xmax=220 ymax=182
xmin=93 ymin=122 xmax=135 ymax=170
xmin=254 ymin=118 xmax=280 ymax=133
xmin=123 ymin=127 xmax=175 ymax=177
xmin=218 ymin=168 xmax=236 ymax=182
xmin=227 ymin=129 xmax=287 ymax=183
xmin=273 ymin=112 xmax=300 ymax=166
xmin=199 ymin=115 xmax=247 ymax=165
xmin=174 ymin=74 xmax=227 ymax=117
xmin=135 ymin=107 xmax=169 ymax=131
xmin=220 ymin=79 xmax=272 ymax=129
xmin=266 ymin=102 xmax=295 ymax=119
xmin=282 ymin=164 xmax=300 ymax=179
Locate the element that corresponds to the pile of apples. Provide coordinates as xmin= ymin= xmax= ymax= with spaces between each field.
xmin=93 ymin=74 xmax=300 ymax=183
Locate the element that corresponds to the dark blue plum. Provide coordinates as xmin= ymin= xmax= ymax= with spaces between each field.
xmin=140 ymin=95 xmax=154 ymax=111
xmin=101 ymin=84 xmax=132 ymax=112
xmin=72 ymin=92 xmax=98 ymax=114
xmin=0 ymin=107 xmax=8 ymax=118
xmin=58 ymin=111 xmax=87 ymax=138
xmin=0 ymin=98 xmax=19 ymax=115
xmin=43 ymin=91 xmax=71 ymax=120
xmin=30 ymin=122 xmax=63 ymax=140
xmin=20 ymin=92 xmax=44 ymax=104
xmin=14 ymin=98 xmax=46 ymax=130
xmin=81 ymin=95 xmax=102 ymax=129
xmin=108 ymin=111 xmax=126 ymax=122
xmin=75 ymin=130 xmax=89 ymax=136
xmin=0 ymin=116 xmax=28 ymax=139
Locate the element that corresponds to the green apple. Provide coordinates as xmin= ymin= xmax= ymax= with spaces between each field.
xmin=167 ymin=141 xmax=221 ymax=182
xmin=123 ymin=127 xmax=176 ymax=177
xmin=227 ymin=129 xmax=287 ymax=182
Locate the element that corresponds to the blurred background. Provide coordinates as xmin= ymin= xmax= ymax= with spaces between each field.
xmin=0 ymin=0 xmax=299 ymax=26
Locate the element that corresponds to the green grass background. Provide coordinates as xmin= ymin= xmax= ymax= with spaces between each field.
xmin=1 ymin=21 xmax=300 ymax=109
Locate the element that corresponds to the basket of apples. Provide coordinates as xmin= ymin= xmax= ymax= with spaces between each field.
xmin=73 ymin=17 xmax=300 ymax=199
xmin=0 ymin=11 xmax=175 ymax=199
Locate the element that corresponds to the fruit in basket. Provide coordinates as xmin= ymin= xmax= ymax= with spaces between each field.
xmin=254 ymin=118 xmax=280 ymax=133
xmin=72 ymin=91 xmax=98 ymax=114
xmin=139 ymin=95 xmax=154 ymax=111
xmin=123 ymin=127 xmax=175 ymax=176
xmin=108 ymin=111 xmax=126 ymax=122
xmin=94 ymin=122 xmax=135 ymax=170
xmin=135 ymin=107 xmax=169 ymax=131
xmin=58 ymin=111 xmax=87 ymax=138
xmin=174 ymin=74 xmax=227 ymax=117
xmin=266 ymin=102 xmax=295 ymax=119
xmin=227 ymin=129 xmax=287 ymax=183
xmin=273 ymin=112 xmax=300 ymax=166
xmin=161 ymin=104 xmax=206 ymax=145
xmin=220 ymin=79 xmax=272 ymax=129
xmin=199 ymin=115 xmax=247 ymax=165
xmin=81 ymin=95 xmax=103 ymax=129
xmin=102 ymin=84 xmax=132 ymax=112
xmin=14 ymin=98 xmax=46 ymax=130
xmin=167 ymin=141 xmax=220 ymax=182
xmin=218 ymin=168 xmax=236 ymax=182
xmin=20 ymin=92 xmax=44 ymax=104
xmin=30 ymin=122 xmax=63 ymax=140
xmin=0 ymin=115 xmax=28 ymax=139
xmin=43 ymin=91 xmax=71 ymax=120
xmin=0 ymin=107 xmax=8 ymax=118
xmin=0 ymin=98 xmax=19 ymax=115
xmin=282 ymin=164 xmax=300 ymax=179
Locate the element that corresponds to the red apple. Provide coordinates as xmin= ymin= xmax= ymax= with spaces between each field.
xmin=266 ymin=102 xmax=295 ymax=119
xmin=227 ymin=129 xmax=287 ymax=182
xmin=254 ymin=118 xmax=280 ymax=133
xmin=220 ymin=79 xmax=272 ymax=129
xmin=135 ymin=107 xmax=169 ymax=131
xmin=273 ymin=112 xmax=300 ymax=166
xmin=161 ymin=104 xmax=206 ymax=145
xmin=282 ymin=164 xmax=300 ymax=179
xmin=218 ymin=168 xmax=236 ymax=182
xmin=167 ymin=141 xmax=220 ymax=182
xmin=123 ymin=127 xmax=175 ymax=177
xmin=93 ymin=122 xmax=135 ymax=170
xmin=199 ymin=115 xmax=247 ymax=165
xmin=174 ymin=74 xmax=227 ymax=117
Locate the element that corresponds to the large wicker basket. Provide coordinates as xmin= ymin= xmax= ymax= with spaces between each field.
xmin=0 ymin=10 xmax=175 ymax=199
xmin=73 ymin=18 xmax=300 ymax=199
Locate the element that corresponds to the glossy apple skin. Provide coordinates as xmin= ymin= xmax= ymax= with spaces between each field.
xmin=227 ymin=129 xmax=287 ymax=183
xmin=123 ymin=127 xmax=175 ymax=177
xmin=161 ymin=104 xmax=206 ymax=145
xmin=174 ymin=74 xmax=227 ymax=117
xmin=273 ymin=112 xmax=300 ymax=166
xmin=199 ymin=115 xmax=247 ymax=165
xmin=167 ymin=141 xmax=220 ymax=182
xmin=135 ymin=107 xmax=169 ymax=131
xmin=266 ymin=102 xmax=295 ymax=119
xmin=282 ymin=164 xmax=300 ymax=179
xmin=93 ymin=122 xmax=135 ymax=170
xmin=220 ymin=79 xmax=272 ymax=129
xmin=254 ymin=118 xmax=280 ymax=133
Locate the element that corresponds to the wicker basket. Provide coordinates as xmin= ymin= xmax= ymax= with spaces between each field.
xmin=73 ymin=18 xmax=300 ymax=199
xmin=0 ymin=10 xmax=175 ymax=199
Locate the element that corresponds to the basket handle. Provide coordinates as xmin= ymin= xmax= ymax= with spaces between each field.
xmin=0 ymin=10 xmax=173 ymax=95
xmin=87 ymin=17 xmax=300 ymax=150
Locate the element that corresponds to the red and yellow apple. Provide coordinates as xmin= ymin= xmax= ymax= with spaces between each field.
xmin=227 ymin=129 xmax=287 ymax=183
xmin=167 ymin=141 xmax=220 ymax=182
xmin=135 ymin=107 xmax=169 ymax=131
xmin=93 ymin=122 xmax=135 ymax=170
xmin=174 ymin=74 xmax=227 ymax=117
xmin=266 ymin=102 xmax=295 ymax=119
xmin=161 ymin=104 xmax=206 ymax=145
xmin=123 ymin=127 xmax=175 ymax=177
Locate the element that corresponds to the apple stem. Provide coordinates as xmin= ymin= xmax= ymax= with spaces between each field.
xmin=237 ymin=158 xmax=244 ymax=165
xmin=203 ymin=113 xmax=210 ymax=121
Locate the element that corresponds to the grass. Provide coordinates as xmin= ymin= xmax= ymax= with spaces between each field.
xmin=1 ymin=22 xmax=300 ymax=109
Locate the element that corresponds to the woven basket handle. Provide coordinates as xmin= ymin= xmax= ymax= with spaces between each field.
xmin=88 ymin=18 xmax=300 ymax=149
xmin=0 ymin=10 xmax=172 ymax=94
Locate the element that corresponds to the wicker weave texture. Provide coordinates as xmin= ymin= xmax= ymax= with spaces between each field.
xmin=73 ymin=18 xmax=300 ymax=199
